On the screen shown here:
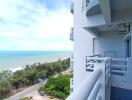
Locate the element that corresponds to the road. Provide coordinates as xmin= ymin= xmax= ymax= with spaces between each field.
xmin=8 ymin=81 xmax=45 ymax=100
xmin=7 ymin=69 xmax=70 ymax=100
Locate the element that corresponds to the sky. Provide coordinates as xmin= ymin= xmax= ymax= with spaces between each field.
xmin=0 ymin=0 xmax=73 ymax=51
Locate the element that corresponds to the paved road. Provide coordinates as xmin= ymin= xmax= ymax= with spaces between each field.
xmin=8 ymin=81 xmax=45 ymax=100
xmin=7 ymin=70 xmax=70 ymax=100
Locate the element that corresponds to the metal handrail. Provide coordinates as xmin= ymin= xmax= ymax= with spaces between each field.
xmin=66 ymin=69 xmax=102 ymax=100
xmin=87 ymin=83 xmax=101 ymax=100
xmin=70 ymin=27 xmax=74 ymax=41
xmin=111 ymin=58 xmax=127 ymax=76
xmin=67 ymin=57 xmax=111 ymax=100
xmin=70 ymin=2 xmax=74 ymax=14
xmin=111 ymin=58 xmax=127 ymax=62
xmin=86 ymin=57 xmax=109 ymax=62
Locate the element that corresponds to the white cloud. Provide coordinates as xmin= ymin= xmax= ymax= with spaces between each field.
xmin=32 ymin=9 xmax=73 ymax=38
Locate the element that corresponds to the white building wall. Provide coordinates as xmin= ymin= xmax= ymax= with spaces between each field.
xmin=71 ymin=1 xmax=132 ymax=99
xmin=73 ymin=0 xmax=94 ymax=89
xmin=94 ymin=32 xmax=126 ymax=58
xmin=74 ymin=27 xmax=93 ymax=89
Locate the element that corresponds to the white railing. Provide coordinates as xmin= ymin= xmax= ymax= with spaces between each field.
xmin=111 ymin=58 xmax=128 ymax=88
xmin=67 ymin=57 xmax=111 ymax=100
xmin=70 ymin=52 xmax=74 ymax=70
xmin=86 ymin=57 xmax=111 ymax=100
xmin=111 ymin=58 xmax=127 ymax=79
xmin=70 ymin=2 xmax=74 ymax=14
xmin=70 ymin=61 xmax=73 ymax=71
xmin=70 ymin=78 xmax=74 ymax=93
xmin=70 ymin=27 xmax=74 ymax=41
xmin=105 ymin=58 xmax=111 ymax=100
xmin=66 ymin=69 xmax=102 ymax=100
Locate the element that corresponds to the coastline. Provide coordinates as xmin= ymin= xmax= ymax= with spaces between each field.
xmin=0 ymin=51 xmax=70 ymax=72
xmin=0 ymin=57 xmax=69 ymax=72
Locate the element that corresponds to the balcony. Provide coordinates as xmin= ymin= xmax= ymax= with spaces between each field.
xmin=111 ymin=58 xmax=128 ymax=88
xmin=70 ymin=52 xmax=74 ymax=70
xmin=70 ymin=78 xmax=74 ymax=93
xmin=82 ymin=0 xmax=111 ymax=29
xmin=85 ymin=0 xmax=101 ymax=17
xmin=70 ymin=61 xmax=73 ymax=71
xmin=69 ymin=28 xmax=74 ymax=41
xmin=86 ymin=56 xmax=128 ymax=88
xmin=67 ymin=57 xmax=111 ymax=100
xmin=67 ymin=56 xmax=129 ymax=100
xmin=70 ymin=2 xmax=74 ymax=14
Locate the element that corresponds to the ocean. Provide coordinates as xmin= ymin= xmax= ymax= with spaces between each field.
xmin=0 ymin=51 xmax=70 ymax=72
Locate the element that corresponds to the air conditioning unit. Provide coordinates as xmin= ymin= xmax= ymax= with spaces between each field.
xmin=118 ymin=23 xmax=130 ymax=34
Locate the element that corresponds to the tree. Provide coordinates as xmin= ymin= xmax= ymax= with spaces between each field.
xmin=12 ymin=70 xmax=27 ymax=89
xmin=0 ymin=58 xmax=70 ymax=99
xmin=0 ymin=70 xmax=13 ymax=82
xmin=0 ymin=80 xmax=11 ymax=99
xmin=39 ymin=75 xmax=70 ymax=100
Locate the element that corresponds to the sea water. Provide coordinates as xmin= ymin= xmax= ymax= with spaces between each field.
xmin=0 ymin=51 xmax=70 ymax=72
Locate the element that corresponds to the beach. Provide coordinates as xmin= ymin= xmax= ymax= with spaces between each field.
xmin=0 ymin=51 xmax=70 ymax=72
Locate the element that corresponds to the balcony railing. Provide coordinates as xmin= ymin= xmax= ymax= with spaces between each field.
xmin=70 ymin=61 xmax=73 ymax=71
xmin=70 ymin=78 xmax=74 ymax=93
xmin=67 ymin=69 xmax=102 ymax=100
xmin=70 ymin=28 xmax=74 ymax=41
xmin=67 ymin=55 xmax=129 ymax=100
xmin=67 ymin=57 xmax=111 ymax=100
xmin=85 ymin=0 xmax=101 ymax=16
xmin=111 ymin=58 xmax=128 ymax=87
xmin=70 ymin=2 xmax=74 ymax=14
xmin=111 ymin=58 xmax=127 ymax=76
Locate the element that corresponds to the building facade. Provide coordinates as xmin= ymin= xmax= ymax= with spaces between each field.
xmin=68 ymin=0 xmax=132 ymax=100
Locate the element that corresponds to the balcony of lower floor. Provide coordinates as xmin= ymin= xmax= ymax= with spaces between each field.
xmin=70 ymin=60 xmax=73 ymax=71
xmin=70 ymin=52 xmax=74 ymax=70
xmin=70 ymin=2 xmax=74 ymax=14
xmin=69 ymin=27 xmax=74 ymax=41
xmin=70 ymin=78 xmax=74 ymax=93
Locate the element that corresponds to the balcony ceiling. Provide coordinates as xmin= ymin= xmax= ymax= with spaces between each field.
xmin=85 ymin=0 xmax=132 ymax=36
xmin=110 ymin=0 xmax=132 ymax=22
xmin=110 ymin=0 xmax=132 ymax=11
xmin=98 ymin=0 xmax=132 ymax=23
xmin=97 ymin=24 xmax=118 ymax=32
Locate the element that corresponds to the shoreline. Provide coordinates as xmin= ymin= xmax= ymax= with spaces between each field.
xmin=0 ymin=51 xmax=71 ymax=72
xmin=0 ymin=57 xmax=69 ymax=72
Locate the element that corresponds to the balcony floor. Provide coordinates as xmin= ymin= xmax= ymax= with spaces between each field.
xmin=111 ymin=86 xmax=132 ymax=100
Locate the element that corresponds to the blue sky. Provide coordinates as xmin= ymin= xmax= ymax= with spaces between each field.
xmin=0 ymin=0 xmax=73 ymax=51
